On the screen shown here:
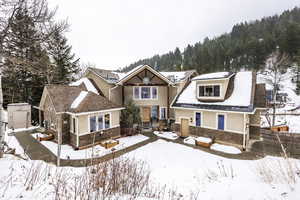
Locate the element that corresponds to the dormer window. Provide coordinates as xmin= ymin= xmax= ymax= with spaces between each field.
xmin=198 ymin=85 xmax=220 ymax=97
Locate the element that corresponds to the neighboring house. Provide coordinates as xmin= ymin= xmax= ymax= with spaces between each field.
xmin=38 ymin=84 xmax=123 ymax=149
xmin=83 ymin=65 xmax=198 ymax=127
xmin=171 ymin=71 xmax=267 ymax=149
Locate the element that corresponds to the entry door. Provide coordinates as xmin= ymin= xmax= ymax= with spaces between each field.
xmin=218 ymin=114 xmax=225 ymax=130
xmin=141 ymin=107 xmax=151 ymax=122
xmin=180 ymin=118 xmax=189 ymax=137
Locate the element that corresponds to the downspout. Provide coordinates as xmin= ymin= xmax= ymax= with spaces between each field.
xmin=243 ymin=113 xmax=247 ymax=150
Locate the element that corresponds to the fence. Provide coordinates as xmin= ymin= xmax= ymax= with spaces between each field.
xmin=251 ymin=128 xmax=300 ymax=158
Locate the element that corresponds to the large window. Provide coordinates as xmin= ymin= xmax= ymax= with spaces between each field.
xmin=141 ymin=87 xmax=151 ymax=99
xmin=195 ymin=112 xmax=201 ymax=127
xmin=90 ymin=113 xmax=110 ymax=133
xmin=90 ymin=116 xmax=97 ymax=132
xmin=133 ymin=86 xmax=158 ymax=100
xmin=198 ymin=85 xmax=220 ymax=97
xmin=152 ymin=87 xmax=157 ymax=99
xmin=134 ymin=87 xmax=140 ymax=99
xmin=105 ymin=114 xmax=110 ymax=129
xmin=98 ymin=115 xmax=104 ymax=130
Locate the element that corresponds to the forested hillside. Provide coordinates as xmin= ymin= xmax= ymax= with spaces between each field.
xmin=123 ymin=7 xmax=300 ymax=73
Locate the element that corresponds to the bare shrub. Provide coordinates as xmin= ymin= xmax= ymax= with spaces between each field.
xmin=24 ymin=162 xmax=50 ymax=191
xmin=255 ymin=158 xmax=300 ymax=189
xmin=204 ymin=160 xmax=235 ymax=182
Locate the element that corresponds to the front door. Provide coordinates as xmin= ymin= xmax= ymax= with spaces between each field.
xmin=180 ymin=118 xmax=189 ymax=137
xmin=217 ymin=114 xmax=225 ymax=130
xmin=141 ymin=107 xmax=151 ymax=123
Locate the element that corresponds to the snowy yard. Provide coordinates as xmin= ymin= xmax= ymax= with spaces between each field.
xmin=31 ymin=133 xmax=149 ymax=159
xmin=125 ymin=139 xmax=300 ymax=199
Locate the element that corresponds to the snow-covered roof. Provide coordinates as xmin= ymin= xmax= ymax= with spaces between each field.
xmin=173 ymin=71 xmax=254 ymax=112
xmin=69 ymin=78 xmax=99 ymax=95
xmin=70 ymin=91 xmax=88 ymax=109
xmin=192 ymin=72 xmax=233 ymax=81
xmin=160 ymin=71 xmax=193 ymax=83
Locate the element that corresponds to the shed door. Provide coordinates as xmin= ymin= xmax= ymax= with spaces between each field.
xmin=141 ymin=107 xmax=151 ymax=122
xmin=13 ymin=111 xmax=28 ymax=129
xmin=180 ymin=118 xmax=189 ymax=137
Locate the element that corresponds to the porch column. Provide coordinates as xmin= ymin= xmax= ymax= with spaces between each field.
xmin=39 ymin=110 xmax=42 ymax=126
xmin=167 ymin=85 xmax=170 ymax=119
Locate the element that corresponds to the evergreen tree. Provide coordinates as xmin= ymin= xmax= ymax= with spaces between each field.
xmin=47 ymin=31 xmax=80 ymax=84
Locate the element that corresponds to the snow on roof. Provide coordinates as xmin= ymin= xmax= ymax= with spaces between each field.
xmin=70 ymin=91 xmax=88 ymax=109
xmin=176 ymin=71 xmax=253 ymax=107
xmin=192 ymin=72 xmax=231 ymax=81
xmin=113 ymin=72 xmax=127 ymax=80
xmin=160 ymin=71 xmax=187 ymax=82
xmin=69 ymin=78 xmax=99 ymax=95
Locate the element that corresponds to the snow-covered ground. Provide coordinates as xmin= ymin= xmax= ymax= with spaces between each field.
xmin=31 ymin=133 xmax=149 ymax=159
xmin=126 ymin=139 xmax=300 ymax=199
xmin=153 ymin=131 xmax=179 ymax=140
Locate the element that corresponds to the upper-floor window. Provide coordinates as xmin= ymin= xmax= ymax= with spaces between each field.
xmin=198 ymin=85 xmax=220 ymax=97
xmin=133 ymin=86 xmax=158 ymax=100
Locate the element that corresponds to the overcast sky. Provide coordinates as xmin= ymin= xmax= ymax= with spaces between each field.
xmin=48 ymin=0 xmax=300 ymax=70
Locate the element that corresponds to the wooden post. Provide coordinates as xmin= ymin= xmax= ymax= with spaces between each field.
xmin=122 ymin=86 xmax=125 ymax=106
xmin=57 ymin=115 xmax=62 ymax=166
xmin=0 ymin=76 xmax=4 ymax=158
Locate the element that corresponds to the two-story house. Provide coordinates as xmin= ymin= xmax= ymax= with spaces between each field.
xmin=171 ymin=71 xmax=266 ymax=149
xmin=83 ymin=65 xmax=198 ymax=127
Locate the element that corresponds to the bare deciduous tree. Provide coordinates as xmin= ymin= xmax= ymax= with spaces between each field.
xmin=263 ymin=50 xmax=291 ymax=126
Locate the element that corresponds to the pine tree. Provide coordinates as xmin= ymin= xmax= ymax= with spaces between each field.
xmin=47 ymin=31 xmax=79 ymax=84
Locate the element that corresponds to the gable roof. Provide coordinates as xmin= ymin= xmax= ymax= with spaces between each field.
xmin=43 ymin=85 xmax=122 ymax=114
xmin=117 ymin=65 xmax=173 ymax=85
xmin=172 ymin=71 xmax=258 ymax=113
xmin=85 ymin=65 xmax=196 ymax=85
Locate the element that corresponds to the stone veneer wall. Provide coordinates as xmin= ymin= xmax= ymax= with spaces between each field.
xmin=78 ymin=127 xmax=120 ymax=147
xmin=173 ymin=124 xmax=243 ymax=146
xmin=249 ymin=126 xmax=261 ymax=139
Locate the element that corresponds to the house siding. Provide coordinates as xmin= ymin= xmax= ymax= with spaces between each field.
xmin=78 ymin=127 xmax=120 ymax=147
xmin=174 ymin=108 xmax=245 ymax=133
xmin=173 ymin=124 xmax=244 ymax=146
xmin=85 ymin=71 xmax=113 ymax=98
xmin=110 ymin=85 xmax=122 ymax=105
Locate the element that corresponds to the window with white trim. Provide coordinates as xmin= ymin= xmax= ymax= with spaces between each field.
xmin=141 ymin=87 xmax=151 ymax=99
xmin=90 ymin=116 xmax=97 ymax=132
xmin=134 ymin=87 xmax=140 ymax=99
xmin=133 ymin=86 xmax=158 ymax=100
xmin=160 ymin=107 xmax=167 ymax=119
xmin=89 ymin=113 xmax=111 ymax=133
xmin=198 ymin=85 xmax=220 ymax=97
